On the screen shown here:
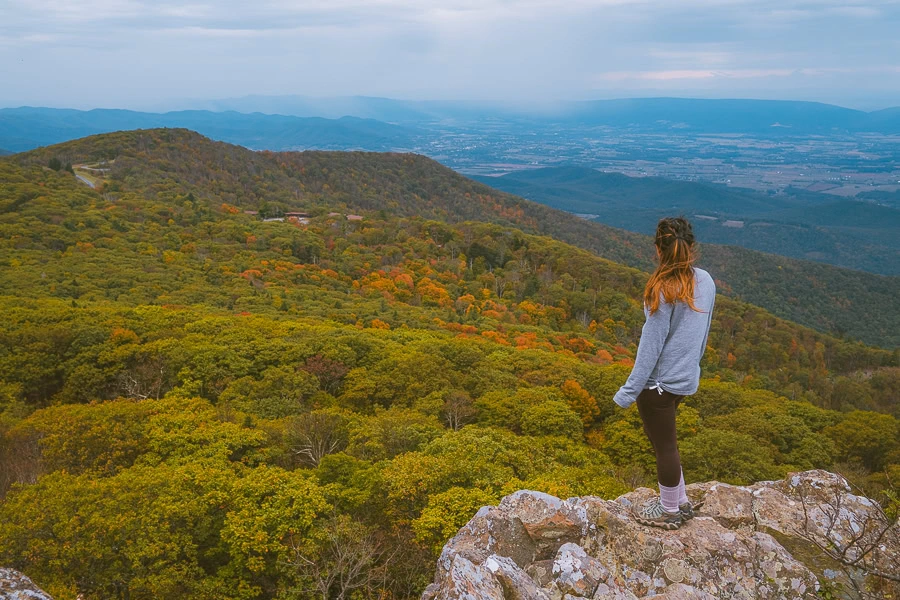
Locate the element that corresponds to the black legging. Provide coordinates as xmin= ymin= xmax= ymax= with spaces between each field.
xmin=636 ymin=387 xmax=684 ymax=487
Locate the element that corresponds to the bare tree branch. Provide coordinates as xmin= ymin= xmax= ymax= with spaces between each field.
xmin=281 ymin=513 xmax=399 ymax=599
xmin=791 ymin=473 xmax=900 ymax=598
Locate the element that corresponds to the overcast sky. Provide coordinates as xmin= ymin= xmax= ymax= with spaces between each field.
xmin=1 ymin=0 xmax=899 ymax=111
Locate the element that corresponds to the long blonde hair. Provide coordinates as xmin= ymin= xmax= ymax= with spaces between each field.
xmin=643 ymin=216 xmax=702 ymax=315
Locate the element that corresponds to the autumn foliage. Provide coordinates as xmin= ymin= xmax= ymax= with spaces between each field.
xmin=0 ymin=131 xmax=897 ymax=600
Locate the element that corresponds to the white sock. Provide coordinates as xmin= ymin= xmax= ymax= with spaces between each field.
xmin=659 ymin=482 xmax=680 ymax=513
xmin=678 ymin=469 xmax=689 ymax=506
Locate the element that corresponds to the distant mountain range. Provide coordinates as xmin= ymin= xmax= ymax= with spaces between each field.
xmin=475 ymin=166 xmax=900 ymax=276
xmin=5 ymin=98 xmax=900 ymax=156
xmin=0 ymin=107 xmax=418 ymax=153
xmin=181 ymin=95 xmax=900 ymax=133
xmin=177 ymin=94 xmax=443 ymax=122
xmin=555 ymin=98 xmax=900 ymax=134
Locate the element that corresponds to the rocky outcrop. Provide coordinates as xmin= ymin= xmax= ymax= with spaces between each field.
xmin=0 ymin=569 xmax=52 ymax=600
xmin=422 ymin=470 xmax=900 ymax=600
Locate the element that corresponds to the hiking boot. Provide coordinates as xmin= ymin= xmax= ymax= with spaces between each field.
xmin=632 ymin=497 xmax=683 ymax=530
xmin=679 ymin=501 xmax=695 ymax=521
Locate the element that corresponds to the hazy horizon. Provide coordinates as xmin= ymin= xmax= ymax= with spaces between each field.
xmin=2 ymin=1 xmax=900 ymax=112
xmin=2 ymin=93 xmax=899 ymax=115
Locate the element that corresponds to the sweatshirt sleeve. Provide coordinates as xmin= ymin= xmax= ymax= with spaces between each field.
xmin=699 ymin=291 xmax=715 ymax=360
xmin=613 ymin=293 xmax=674 ymax=408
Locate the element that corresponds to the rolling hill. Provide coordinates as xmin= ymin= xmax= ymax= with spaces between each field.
xmin=476 ymin=167 xmax=900 ymax=276
xmin=11 ymin=128 xmax=900 ymax=348
xmin=0 ymin=107 xmax=417 ymax=153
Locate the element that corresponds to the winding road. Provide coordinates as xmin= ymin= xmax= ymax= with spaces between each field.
xmin=75 ymin=173 xmax=96 ymax=188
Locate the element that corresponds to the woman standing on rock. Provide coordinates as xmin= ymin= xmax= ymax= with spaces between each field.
xmin=612 ymin=216 xmax=716 ymax=530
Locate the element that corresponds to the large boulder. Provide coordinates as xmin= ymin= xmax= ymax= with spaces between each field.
xmin=436 ymin=505 xmax=538 ymax=581
xmin=497 ymin=491 xmax=588 ymax=559
xmin=422 ymin=470 xmax=900 ymax=600
xmin=0 ymin=568 xmax=53 ymax=600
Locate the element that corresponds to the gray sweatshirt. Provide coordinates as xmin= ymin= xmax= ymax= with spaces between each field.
xmin=613 ymin=267 xmax=716 ymax=408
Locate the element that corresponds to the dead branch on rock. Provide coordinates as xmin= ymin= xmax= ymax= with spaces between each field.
xmin=792 ymin=475 xmax=900 ymax=599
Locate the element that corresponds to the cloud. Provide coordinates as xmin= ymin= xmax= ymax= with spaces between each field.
xmin=158 ymin=26 xmax=269 ymax=38
xmin=0 ymin=0 xmax=898 ymax=108
xmin=645 ymin=49 xmax=734 ymax=67
xmin=594 ymin=65 xmax=900 ymax=82
xmin=826 ymin=5 xmax=881 ymax=17
xmin=595 ymin=69 xmax=796 ymax=82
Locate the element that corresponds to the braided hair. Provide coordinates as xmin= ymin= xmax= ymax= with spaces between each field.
xmin=643 ymin=216 xmax=702 ymax=314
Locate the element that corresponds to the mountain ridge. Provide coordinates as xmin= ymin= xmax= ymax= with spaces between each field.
xmin=0 ymin=107 xmax=417 ymax=153
xmin=10 ymin=128 xmax=899 ymax=347
xmin=170 ymin=95 xmax=900 ymax=132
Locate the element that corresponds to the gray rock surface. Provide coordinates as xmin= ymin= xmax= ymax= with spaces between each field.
xmin=0 ymin=569 xmax=53 ymax=600
xmin=422 ymin=470 xmax=900 ymax=600
xmin=551 ymin=543 xmax=609 ymax=597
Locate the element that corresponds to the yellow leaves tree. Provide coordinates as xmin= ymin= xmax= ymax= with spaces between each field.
xmin=221 ymin=465 xmax=330 ymax=580
xmin=560 ymin=379 xmax=600 ymax=426
xmin=412 ymin=486 xmax=498 ymax=554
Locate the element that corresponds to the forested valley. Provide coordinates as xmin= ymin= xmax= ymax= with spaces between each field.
xmin=0 ymin=129 xmax=897 ymax=600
